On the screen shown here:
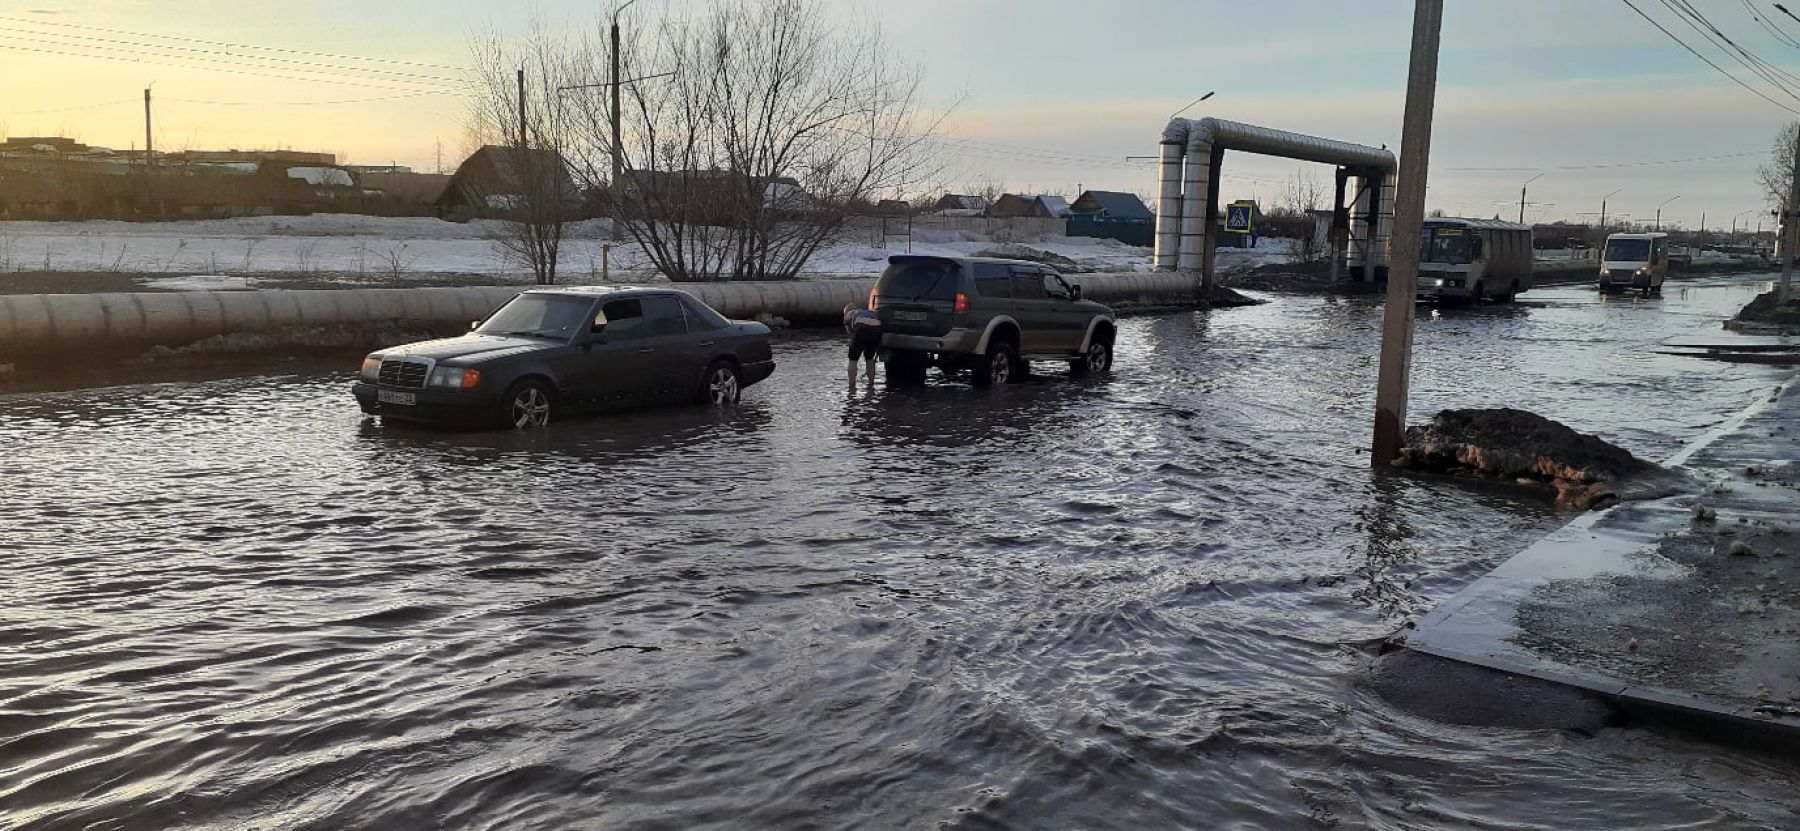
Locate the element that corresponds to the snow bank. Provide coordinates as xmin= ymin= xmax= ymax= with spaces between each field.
xmin=141 ymin=275 xmax=257 ymax=291
xmin=0 ymin=214 xmax=1194 ymax=279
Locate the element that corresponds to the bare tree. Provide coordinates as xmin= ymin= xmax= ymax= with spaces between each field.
xmin=1758 ymin=121 xmax=1800 ymax=211
xmin=1276 ymin=169 xmax=1326 ymax=262
xmin=552 ymin=0 xmax=944 ymax=281
xmin=468 ymin=25 xmax=579 ymax=285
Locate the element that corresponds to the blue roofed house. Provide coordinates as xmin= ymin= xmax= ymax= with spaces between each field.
xmin=1069 ymin=190 xmax=1152 ymax=223
xmin=1068 ymin=190 xmax=1154 ymax=246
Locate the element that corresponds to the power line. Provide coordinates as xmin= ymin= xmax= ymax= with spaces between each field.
xmin=0 ymin=30 xmax=464 ymax=89
xmin=8 ymin=98 xmax=135 ymax=115
xmin=1658 ymin=0 xmax=1800 ymax=100
xmin=1619 ymin=0 xmax=1800 ymax=114
xmin=0 ymin=14 xmax=462 ymax=71
xmin=1741 ymin=0 xmax=1800 ymax=48
xmin=0 ymin=40 xmax=458 ymax=94
xmin=163 ymin=92 xmax=453 ymax=106
xmin=0 ymin=25 xmax=464 ymax=86
xmin=1444 ymin=150 xmax=1765 ymax=172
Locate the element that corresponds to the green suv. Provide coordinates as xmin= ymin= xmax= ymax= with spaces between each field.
xmin=870 ymin=255 xmax=1116 ymax=386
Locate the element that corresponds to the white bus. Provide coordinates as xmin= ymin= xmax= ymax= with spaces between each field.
xmin=1416 ymin=218 xmax=1534 ymax=303
xmin=1599 ymin=232 xmax=1669 ymax=296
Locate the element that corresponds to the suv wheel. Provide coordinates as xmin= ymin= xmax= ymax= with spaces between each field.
xmin=972 ymin=341 xmax=1018 ymax=387
xmin=1071 ymin=337 xmax=1113 ymax=375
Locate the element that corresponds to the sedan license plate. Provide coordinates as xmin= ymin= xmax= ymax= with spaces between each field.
xmin=893 ymin=310 xmax=928 ymax=322
xmin=378 ymin=390 xmax=416 ymax=406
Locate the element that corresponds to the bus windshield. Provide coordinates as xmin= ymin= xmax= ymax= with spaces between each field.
xmin=1420 ymin=228 xmax=1472 ymax=264
xmin=1604 ymin=238 xmax=1652 ymax=262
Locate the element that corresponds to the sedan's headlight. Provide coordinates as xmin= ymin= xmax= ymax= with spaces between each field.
xmin=427 ymin=367 xmax=482 ymax=389
xmin=360 ymin=355 xmax=382 ymax=379
xmin=1432 ymin=278 xmax=1444 ymax=287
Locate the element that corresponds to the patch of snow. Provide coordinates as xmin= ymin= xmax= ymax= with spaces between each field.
xmin=141 ymin=274 xmax=257 ymax=291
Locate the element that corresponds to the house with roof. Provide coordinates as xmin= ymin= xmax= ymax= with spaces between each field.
xmin=1066 ymin=190 xmax=1156 ymax=247
xmin=932 ymin=193 xmax=989 ymax=216
xmin=1069 ymin=190 xmax=1153 ymax=223
xmin=434 ymin=145 xmax=580 ymax=222
xmin=989 ymin=193 xmax=1071 ymax=219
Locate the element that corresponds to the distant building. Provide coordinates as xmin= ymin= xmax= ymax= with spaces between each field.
xmin=617 ymin=168 xmax=810 ymax=224
xmin=1066 ymin=190 xmax=1154 ymax=246
xmin=1068 ymin=190 xmax=1152 ymax=223
xmin=989 ymin=193 xmax=1071 ymax=219
xmin=932 ymin=193 xmax=989 ymax=216
xmin=435 ymin=145 xmax=580 ymax=221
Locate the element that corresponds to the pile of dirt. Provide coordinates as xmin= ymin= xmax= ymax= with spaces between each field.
xmin=1394 ymin=408 xmax=1657 ymax=508
xmin=970 ymin=244 xmax=1087 ymax=273
xmin=1728 ymin=289 xmax=1800 ymax=331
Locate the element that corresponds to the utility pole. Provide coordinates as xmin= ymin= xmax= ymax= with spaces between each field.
xmin=1782 ymin=128 xmax=1800 ymax=302
xmin=610 ymin=4 xmax=626 ymax=187
xmin=435 ymin=138 xmax=443 ymax=175
xmin=1373 ymin=0 xmax=1443 ymax=469
xmin=1655 ymin=195 xmax=1678 ymax=232
xmin=517 ymin=67 xmax=527 ymax=149
xmin=1518 ymin=172 xmax=1541 ymax=225
xmin=144 ymin=86 xmax=157 ymax=219
xmin=143 ymin=87 xmax=153 ymax=167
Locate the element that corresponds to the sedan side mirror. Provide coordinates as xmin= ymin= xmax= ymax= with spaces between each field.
xmin=1070 ymin=285 xmax=1083 ymax=301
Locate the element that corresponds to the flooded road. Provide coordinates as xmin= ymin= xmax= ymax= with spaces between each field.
xmin=5 ymin=276 xmax=1799 ymax=829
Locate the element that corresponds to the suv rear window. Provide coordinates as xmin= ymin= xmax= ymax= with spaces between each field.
xmin=876 ymin=259 xmax=958 ymax=301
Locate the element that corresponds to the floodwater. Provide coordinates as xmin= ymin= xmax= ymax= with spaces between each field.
xmin=4 ymin=276 xmax=1798 ymax=829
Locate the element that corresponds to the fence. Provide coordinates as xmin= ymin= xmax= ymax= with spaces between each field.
xmin=841 ymin=215 xmax=1068 ymax=247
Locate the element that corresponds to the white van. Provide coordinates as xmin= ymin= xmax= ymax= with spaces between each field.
xmin=1599 ymin=232 xmax=1669 ymax=296
xmin=1416 ymin=218 xmax=1534 ymax=303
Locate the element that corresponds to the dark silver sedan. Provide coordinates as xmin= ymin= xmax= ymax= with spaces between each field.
xmin=351 ymin=286 xmax=775 ymax=429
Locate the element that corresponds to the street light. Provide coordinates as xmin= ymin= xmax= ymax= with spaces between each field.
xmin=1170 ymin=91 xmax=1215 ymax=120
xmin=1655 ymin=195 xmax=1680 ymax=231
xmin=1732 ymin=208 xmax=1758 ymax=249
xmin=1517 ymin=172 xmax=1544 ymax=224
xmin=609 ymin=0 xmax=646 ymax=188
xmin=1598 ymin=188 xmax=1621 ymax=233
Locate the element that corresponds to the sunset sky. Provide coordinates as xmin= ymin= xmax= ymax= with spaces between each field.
xmin=5 ymin=0 xmax=1798 ymax=229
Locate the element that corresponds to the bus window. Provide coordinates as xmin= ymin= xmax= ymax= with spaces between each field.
xmin=1421 ymin=228 xmax=1471 ymax=263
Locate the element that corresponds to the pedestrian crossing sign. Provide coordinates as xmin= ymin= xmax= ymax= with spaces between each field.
xmin=1226 ymin=202 xmax=1254 ymax=234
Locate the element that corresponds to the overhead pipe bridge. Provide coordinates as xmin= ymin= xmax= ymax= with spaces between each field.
xmin=1154 ymin=117 xmax=1398 ymax=283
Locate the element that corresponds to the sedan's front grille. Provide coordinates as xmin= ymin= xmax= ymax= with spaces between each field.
xmin=379 ymin=359 xmax=429 ymax=388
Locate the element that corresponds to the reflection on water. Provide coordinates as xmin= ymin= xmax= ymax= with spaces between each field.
xmin=3 ymin=276 xmax=1797 ymax=829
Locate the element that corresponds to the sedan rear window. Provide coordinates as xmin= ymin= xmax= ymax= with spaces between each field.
xmin=876 ymin=259 xmax=958 ymax=301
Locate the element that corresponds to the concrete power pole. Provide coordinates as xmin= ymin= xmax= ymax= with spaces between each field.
xmin=517 ymin=67 xmax=527 ymax=150
xmin=144 ymin=86 xmax=156 ymax=219
xmin=1372 ymin=0 xmax=1443 ymax=469
xmin=611 ymin=14 xmax=623 ymax=188
xmin=1783 ymin=129 xmax=1800 ymax=303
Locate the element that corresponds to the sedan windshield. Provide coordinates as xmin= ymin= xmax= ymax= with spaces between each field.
xmin=476 ymin=294 xmax=595 ymax=340
xmin=1605 ymin=239 xmax=1652 ymax=262
xmin=1420 ymin=228 xmax=1472 ymax=264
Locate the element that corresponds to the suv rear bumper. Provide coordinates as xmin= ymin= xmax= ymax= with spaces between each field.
xmin=882 ymin=328 xmax=982 ymax=354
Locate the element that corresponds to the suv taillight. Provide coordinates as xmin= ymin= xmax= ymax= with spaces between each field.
xmin=953 ymin=292 xmax=969 ymax=314
xmin=869 ymin=290 xmax=879 ymax=311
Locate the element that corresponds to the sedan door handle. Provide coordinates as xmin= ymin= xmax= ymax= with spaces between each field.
xmin=635 ymin=347 xmax=655 ymax=354
xmin=697 ymin=340 xmax=715 ymax=347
